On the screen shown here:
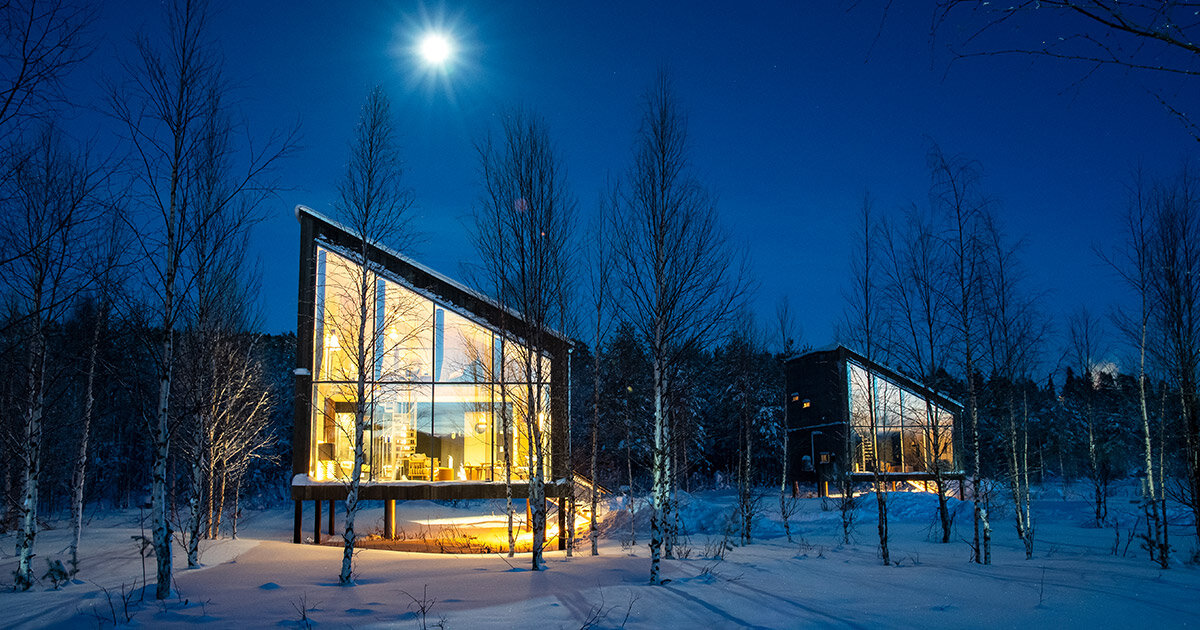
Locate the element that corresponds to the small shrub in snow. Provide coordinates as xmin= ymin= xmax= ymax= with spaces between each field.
xmin=702 ymin=535 xmax=731 ymax=561
xmin=795 ymin=538 xmax=826 ymax=560
xmin=291 ymin=592 xmax=320 ymax=629
xmin=42 ymin=559 xmax=69 ymax=589
xmin=579 ymin=589 xmax=638 ymax=629
xmin=92 ymin=582 xmax=138 ymax=626
xmin=401 ymin=584 xmax=445 ymax=630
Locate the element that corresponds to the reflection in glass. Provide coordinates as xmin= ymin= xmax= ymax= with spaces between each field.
xmin=847 ymin=360 xmax=954 ymax=473
xmin=308 ymin=245 xmax=552 ymax=484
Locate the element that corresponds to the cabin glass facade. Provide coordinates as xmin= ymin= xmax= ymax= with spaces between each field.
xmin=847 ymin=360 xmax=955 ymax=473
xmin=307 ymin=246 xmax=551 ymax=484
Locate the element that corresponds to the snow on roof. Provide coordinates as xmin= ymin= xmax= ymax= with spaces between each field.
xmin=296 ymin=204 xmax=571 ymax=347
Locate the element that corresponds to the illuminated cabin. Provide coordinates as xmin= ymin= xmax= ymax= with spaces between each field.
xmin=291 ymin=206 xmax=571 ymax=546
xmin=785 ymin=346 xmax=964 ymax=494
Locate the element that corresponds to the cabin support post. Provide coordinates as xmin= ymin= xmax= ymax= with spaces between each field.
xmin=329 ymin=498 xmax=335 ymax=535
xmin=384 ymin=499 xmax=395 ymax=539
xmin=314 ymin=499 xmax=322 ymax=544
xmin=557 ymin=494 xmax=566 ymax=550
xmin=293 ymin=500 xmax=302 ymax=544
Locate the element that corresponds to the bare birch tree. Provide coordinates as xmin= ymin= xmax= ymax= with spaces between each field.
xmin=843 ymin=193 xmax=890 ymax=566
xmin=1147 ymin=168 xmax=1200 ymax=548
xmin=1104 ymin=171 xmax=1169 ymax=567
xmin=586 ymin=187 xmax=616 ymax=556
xmin=4 ymin=124 xmax=102 ymax=589
xmin=928 ymin=145 xmax=992 ymax=564
xmin=475 ymin=107 xmax=575 ymax=570
xmin=69 ymin=207 xmax=126 ymax=576
xmin=1066 ymin=308 xmax=1112 ymax=527
xmin=881 ymin=207 xmax=955 ymax=543
xmin=981 ymin=215 xmax=1044 ymax=560
xmin=177 ymin=83 xmax=277 ymax=565
xmin=775 ymin=296 xmax=800 ymax=543
xmin=109 ymin=0 xmax=294 ymax=597
xmin=328 ymin=85 xmax=416 ymax=585
xmin=612 ymin=72 xmax=748 ymax=584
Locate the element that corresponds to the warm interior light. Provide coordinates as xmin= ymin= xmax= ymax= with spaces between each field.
xmin=326 ymin=333 xmax=340 ymax=349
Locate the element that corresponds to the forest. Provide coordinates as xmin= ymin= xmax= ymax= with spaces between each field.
xmin=2 ymin=0 xmax=1199 ymax=613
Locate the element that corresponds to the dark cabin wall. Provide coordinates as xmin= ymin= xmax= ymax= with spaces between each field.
xmin=784 ymin=349 xmax=849 ymax=483
xmin=293 ymin=211 xmax=316 ymax=477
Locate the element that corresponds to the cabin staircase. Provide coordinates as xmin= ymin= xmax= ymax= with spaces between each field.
xmin=859 ymin=433 xmax=877 ymax=471
xmin=570 ymin=473 xmax=610 ymax=521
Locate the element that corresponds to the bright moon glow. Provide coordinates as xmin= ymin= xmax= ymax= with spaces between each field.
xmin=419 ymin=33 xmax=453 ymax=65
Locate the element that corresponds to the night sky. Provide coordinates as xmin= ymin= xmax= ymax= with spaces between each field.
xmin=77 ymin=2 xmax=1200 ymax=365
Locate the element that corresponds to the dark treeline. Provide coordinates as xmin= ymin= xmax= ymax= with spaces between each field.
xmin=0 ymin=324 xmax=295 ymax=514
xmin=570 ymin=315 xmax=1189 ymax=509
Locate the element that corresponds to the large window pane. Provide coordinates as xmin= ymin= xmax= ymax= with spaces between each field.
xmin=436 ymin=307 xmax=492 ymax=383
xmin=310 ymin=383 xmax=433 ymax=482
xmin=432 ymin=384 xmax=493 ymax=480
xmin=314 ymin=248 xmax=371 ymax=382
xmin=377 ymin=279 xmax=433 ymax=381
xmin=499 ymin=383 xmax=551 ymax=480
xmin=373 ymin=384 xmax=433 ymax=481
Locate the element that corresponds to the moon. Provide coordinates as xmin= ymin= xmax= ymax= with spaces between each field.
xmin=419 ymin=33 xmax=453 ymax=66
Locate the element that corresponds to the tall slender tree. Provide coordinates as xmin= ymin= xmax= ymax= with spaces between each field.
xmin=1105 ymin=171 xmax=1169 ymax=567
xmin=928 ymin=145 xmax=992 ymax=564
xmin=69 ymin=207 xmax=126 ymax=576
xmin=587 ymin=186 xmax=615 ymax=556
xmin=474 ymin=108 xmax=575 ymax=570
xmin=981 ymin=215 xmax=1043 ymax=560
xmin=109 ymin=0 xmax=292 ymax=596
xmin=4 ymin=125 xmax=102 ymax=590
xmin=843 ymin=193 xmax=890 ymax=566
xmin=612 ymin=72 xmax=748 ymax=584
xmin=880 ymin=207 xmax=955 ymax=543
xmin=327 ymin=86 xmax=416 ymax=585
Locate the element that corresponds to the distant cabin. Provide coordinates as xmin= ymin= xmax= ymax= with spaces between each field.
xmin=290 ymin=206 xmax=572 ymax=546
xmin=785 ymin=345 xmax=965 ymax=495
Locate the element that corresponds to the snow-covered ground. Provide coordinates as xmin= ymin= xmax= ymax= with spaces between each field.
xmin=2 ymin=483 xmax=1198 ymax=628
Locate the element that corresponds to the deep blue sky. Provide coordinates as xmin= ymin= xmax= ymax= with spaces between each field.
xmin=80 ymin=2 xmax=1199 ymax=364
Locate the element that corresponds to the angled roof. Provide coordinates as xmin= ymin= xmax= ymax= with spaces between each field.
xmin=788 ymin=344 xmax=964 ymax=412
xmin=296 ymin=204 xmax=571 ymax=350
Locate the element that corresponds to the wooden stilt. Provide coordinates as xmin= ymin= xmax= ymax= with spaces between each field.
xmin=314 ymin=499 xmax=322 ymax=545
xmin=329 ymin=498 xmax=335 ymax=535
xmin=557 ymin=496 xmax=566 ymax=550
xmin=384 ymin=499 xmax=395 ymax=539
xmin=293 ymin=501 xmax=302 ymax=544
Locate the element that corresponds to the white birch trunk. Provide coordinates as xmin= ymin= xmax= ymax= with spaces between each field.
xmin=779 ymin=422 xmax=792 ymax=543
xmin=185 ymin=423 xmax=205 ymax=567
xmin=566 ymin=349 xmax=575 ymax=558
xmin=15 ymin=329 xmax=46 ymax=591
xmin=590 ymin=349 xmax=600 ymax=556
xmin=153 ymin=316 xmax=174 ymax=599
xmin=70 ymin=310 xmax=102 ymax=576
xmin=529 ymin=377 xmax=547 ymax=570
xmin=648 ymin=360 xmax=667 ymax=584
xmin=504 ymin=385 xmax=515 ymax=557
xmin=339 ymin=273 xmax=370 ymax=584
